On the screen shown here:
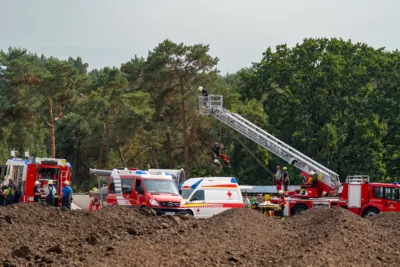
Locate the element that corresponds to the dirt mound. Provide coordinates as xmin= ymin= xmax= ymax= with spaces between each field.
xmin=0 ymin=204 xmax=197 ymax=266
xmin=0 ymin=205 xmax=399 ymax=267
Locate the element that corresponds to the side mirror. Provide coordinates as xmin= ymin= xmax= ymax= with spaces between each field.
xmin=179 ymin=189 xmax=182 ymax=195
xmin=137 ymin=187 xmax=144 ymax=195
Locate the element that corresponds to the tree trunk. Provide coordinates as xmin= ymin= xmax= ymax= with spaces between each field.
xmin=117 ymin=144 xmax=127 ymax=167
xmin=50 ymin=121 xmax=56 ymax=158
xmin=72 ymin=146 xmax=78 ymax=185
xmin=166 ymin=132 xmax=174 ymax=169
xmin=98 ymin=122 xmax=106 ymax=169
xmin=46 ymin=98 xmax=56 ymax=158
xmin=179 ymin=78 xmax=190 ymax=177
xmin=150 ymin=143 xmax=159 ymax=169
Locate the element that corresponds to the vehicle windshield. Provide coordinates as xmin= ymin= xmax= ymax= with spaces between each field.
xmin=181 ymin=189 xmax=193 ymax=199
xmin=143 ymin=179 xmax=179 ymax=194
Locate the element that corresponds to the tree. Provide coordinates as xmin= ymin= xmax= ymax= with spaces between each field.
xmin=0 ymin=48 xmax=86 ymax=157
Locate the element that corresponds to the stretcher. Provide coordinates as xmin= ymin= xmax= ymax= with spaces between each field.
xmin=252 ymin=201 xmax=282 ymax=217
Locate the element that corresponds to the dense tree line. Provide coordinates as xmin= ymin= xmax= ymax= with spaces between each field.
xmin=1 ymin=38 xmax=400 ymax=187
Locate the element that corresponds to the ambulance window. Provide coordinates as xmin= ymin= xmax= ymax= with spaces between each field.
xmin=372 ymin=187 xmax=383 ymax=199
xmin=109 ymin=178 xmax=115 ymax=194
xmin=190 ymin=190 xmax=205 ymax=201
xmin=384 ymin=187 xmax=397 ymax=201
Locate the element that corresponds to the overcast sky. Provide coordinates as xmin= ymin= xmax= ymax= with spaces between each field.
xmin=1 ymin=0 xmax=399 ymax=73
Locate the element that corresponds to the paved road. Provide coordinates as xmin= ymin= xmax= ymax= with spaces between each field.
xmin=72 ymin=194 xmax=91 ymax=210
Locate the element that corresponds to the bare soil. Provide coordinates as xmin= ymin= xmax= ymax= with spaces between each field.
xmin=0 ymin=204 xmax=399 ymax=267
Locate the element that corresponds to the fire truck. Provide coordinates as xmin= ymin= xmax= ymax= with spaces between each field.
xmin=0 ymin=155 xmax=71 ymax=206
xmin=199 ymin=95 xmax=400 ymax=217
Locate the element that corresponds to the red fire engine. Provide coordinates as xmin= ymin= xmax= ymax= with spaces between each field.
xmin=1 ymin=157 xmax=71 ymax=206
xmin=279 ymin=176 xmax=400 ymax=217
xmin=199 ymin=94 xmax=400 ymax=217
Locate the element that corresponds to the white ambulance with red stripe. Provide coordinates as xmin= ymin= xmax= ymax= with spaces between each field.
xmin=179 ymin=177 xmax=244 ymax=218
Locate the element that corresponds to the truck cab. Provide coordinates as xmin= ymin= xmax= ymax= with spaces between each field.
xmin=339 ymin=176 xmax=400 ymax=217
xmin=105 ymin=169 xmax=185 ymax=215
xmin=179 ymin=177 xmax=244 ymax=219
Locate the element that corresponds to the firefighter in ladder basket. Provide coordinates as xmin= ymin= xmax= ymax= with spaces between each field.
xmin=212 ymin=142 xmax=231 ymax=168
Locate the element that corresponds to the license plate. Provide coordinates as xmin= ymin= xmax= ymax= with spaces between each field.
xmin=164 ymin=212 xmax=175 ymax=215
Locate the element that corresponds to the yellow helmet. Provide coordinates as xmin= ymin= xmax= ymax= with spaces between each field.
xmin=64 ymin=181 xmax=70 ymax=186
xmin=282 ymin=167 xmax=287 ymax=171
xmin=91 ymin=187 xmax=98 ymax=192
xmin=47 ymin=180 xmax=53 ymax=185
xmin=198 ymin=86 xmax=203 ymax=91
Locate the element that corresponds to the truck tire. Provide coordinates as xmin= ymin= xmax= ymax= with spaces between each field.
xmin=362 ymin=207 xmax=380 ymax=217
xmin=181 ymin=209 xmax=194 ymax=216
xmin=291 ymin=204 xmax=309 ymax=216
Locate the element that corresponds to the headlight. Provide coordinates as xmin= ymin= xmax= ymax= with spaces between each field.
xmin=149 ymin=199 xmax=159 ymax=206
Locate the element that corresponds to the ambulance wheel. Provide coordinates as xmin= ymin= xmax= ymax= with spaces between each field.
xmin=362 ymin=207 xmax=379 ymax=217
xmin=182 ymin=210 xmax=194 ymax=216
xmin=291 ymin=204 xmax=308 ymax=215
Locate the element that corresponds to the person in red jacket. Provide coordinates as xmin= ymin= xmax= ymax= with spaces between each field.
xmin=89 ymin=188 xmax=100 ymax=212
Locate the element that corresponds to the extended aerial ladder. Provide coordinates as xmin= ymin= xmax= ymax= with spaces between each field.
xmin=199 ymin=95 xmax=341 ymax=196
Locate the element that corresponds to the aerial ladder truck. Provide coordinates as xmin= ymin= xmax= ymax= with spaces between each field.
xmin=199 ymin=95 xmax=400 ymax=217
xmin=199 ymin=95 xmax=341 ymax=199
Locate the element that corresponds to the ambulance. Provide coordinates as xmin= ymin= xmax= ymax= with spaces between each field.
xmin=178 ymin=177 xmax=244 ymax=219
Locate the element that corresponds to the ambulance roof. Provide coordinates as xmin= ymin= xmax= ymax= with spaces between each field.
xmin=179 ymin=177 xmax=238 ymax=190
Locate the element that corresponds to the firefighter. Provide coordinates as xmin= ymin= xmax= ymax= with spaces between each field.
xmin=199 ymin=86 xmax=208 ymax=97
xmin=45 ymin=180 xmax=57 ymax=206
xmin=212 ymin=142 xmax=231 ymax=168
xmin=277 ymin=190 xmax=286 ymax=219
xmin=275 ymin=166 xmax=283 ymax=192
xmin=60 ymin=181 xmax=73 ymax=209
xmin=33 ymin=181 xmax=41 ymax=202
xmin=282 ymin=167 xmax=289 ymax=195
xmin=89 ymin=187 xmax=100 ymax=213
xmin=2 ymin=185 xmax=14 ymax=206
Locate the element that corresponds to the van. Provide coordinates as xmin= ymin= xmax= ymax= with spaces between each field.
xmin=178 ymin=177 xmax=244 ymax=218
xmin=105 ymin=169 xmax=185 ymax=215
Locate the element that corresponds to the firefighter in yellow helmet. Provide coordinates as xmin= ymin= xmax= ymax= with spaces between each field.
xmin=282 ymin=167 xmax=289 ymax=195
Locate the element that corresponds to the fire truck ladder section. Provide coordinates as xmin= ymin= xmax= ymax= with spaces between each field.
xmin=199 ymin=95 xmax=341 ymax=189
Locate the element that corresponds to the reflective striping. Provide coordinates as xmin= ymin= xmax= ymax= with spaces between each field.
xmin=184 ymin=203 xmax=243 ymax=208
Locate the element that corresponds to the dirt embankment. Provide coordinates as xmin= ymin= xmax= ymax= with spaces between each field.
xmin=0 ymin=204 xmax=399 ymax=267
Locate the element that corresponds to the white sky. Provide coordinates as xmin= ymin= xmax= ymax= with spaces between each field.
xmin=1 ymin=0 xmax=399 ymax=74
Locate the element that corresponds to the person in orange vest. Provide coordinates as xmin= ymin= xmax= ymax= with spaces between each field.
xmin=89 ymin=187 xmax=100 ymax=212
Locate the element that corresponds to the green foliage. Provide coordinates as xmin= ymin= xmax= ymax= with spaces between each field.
xmin=1 ymin=38 xmax=400 ymax=186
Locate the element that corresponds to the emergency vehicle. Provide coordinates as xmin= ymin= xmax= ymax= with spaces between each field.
xmin=199 ymin=94 xmax=400 ymax=217
xmin=0 ymin=156 xmax=71 ymax=206
xmin=278 ymin=176 xmax=400 ymax=217
xmin=179 ymin=177 xmax=244 ymax=219
xmin=89 ymin=168 xmax=186 ymax=215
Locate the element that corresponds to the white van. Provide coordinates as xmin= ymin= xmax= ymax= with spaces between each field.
xmin=178 ymin=177 xmax=244 ymax=219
